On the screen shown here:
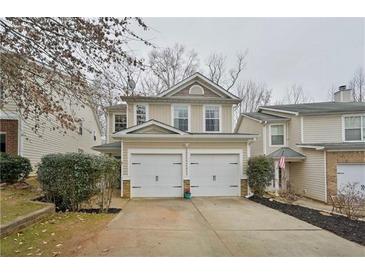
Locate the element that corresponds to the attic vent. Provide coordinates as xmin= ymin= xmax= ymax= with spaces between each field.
xmin=189 ymin=85 xmax=204 ymax=95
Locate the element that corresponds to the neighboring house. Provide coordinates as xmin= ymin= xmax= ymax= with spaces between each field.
xmin=93 ymin=72 xmax=257 ymax=198
xmin=235 ymin=86 xmax=365 ymax=202
xmin=0 ymin=98 xmax=102 ymax=169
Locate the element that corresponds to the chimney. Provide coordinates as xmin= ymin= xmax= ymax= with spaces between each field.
xmin=334 ymin=85 xmax=353 ymax=102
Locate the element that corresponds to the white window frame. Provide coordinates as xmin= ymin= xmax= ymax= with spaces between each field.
xmin=113 ymin=112 xmax=127 ymax=133
xmin=134 ymin=103 xmax=149 ymax=126
xmin=171 ymin=104 xmax=191 ymax=132
xmin=203 ymin=104 xmax=222 ymax=133
xmin=342 ymin=114 xmax=365 ymax=142
xmin=269 ymin=123 xmax=286 ymax=147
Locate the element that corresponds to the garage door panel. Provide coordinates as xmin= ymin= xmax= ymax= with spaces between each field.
xmin=337 ymin=164 xmax=365 ymax=195
xmin=190 ymin=154 xmax=240 ymax=197
xmin=131 ymin=154 xmax=182 ymax=198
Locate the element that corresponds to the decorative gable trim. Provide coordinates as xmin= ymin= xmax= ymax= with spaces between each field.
xmin=157 ymin=72 xmax=241 ymax=100
xmin=112 ymin=119 xmax=189 ymax=137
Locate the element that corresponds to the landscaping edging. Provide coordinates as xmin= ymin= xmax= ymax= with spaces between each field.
xmin=0 ymin=201 xmax=55 ymax=238
xmin=249 ymin=195 xmax=365 ymax=246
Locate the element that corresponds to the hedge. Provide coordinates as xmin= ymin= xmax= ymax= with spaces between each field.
xmin=247 ymin=156 xmax=275 ymax=195
xmin=0 ymin=153 xmax=32 ymax=183
xmin=37 ymin=153 xmax=120 ymax=212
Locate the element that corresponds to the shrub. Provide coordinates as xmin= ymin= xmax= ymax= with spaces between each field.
xmin=37 ymin=153 xmax=120 ymax=212
xmin=337 ymin=182 xmax=365 ymax=220
xmin=247 ymin=156 xmax=275 ymax=196
xmin=0 ymin=153 xmax=32 ymax=183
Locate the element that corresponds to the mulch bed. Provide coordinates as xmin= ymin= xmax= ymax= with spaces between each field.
xmin=250 ymin=195 xmax=365 ymax=246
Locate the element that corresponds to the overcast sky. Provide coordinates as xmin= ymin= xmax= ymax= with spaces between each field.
xmin=137 ymin=17 xmax=364 ymax=102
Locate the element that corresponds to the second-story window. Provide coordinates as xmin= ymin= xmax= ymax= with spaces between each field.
xmin=173 ymin=105 xmax=189 ymax=131
xmin=136 ymin=104 xmax=147 ymax=125
xmin=205 ymin=105 xmax=220 ymax=132
xmin=270 ymin=124 xmax=284 ymax=146
xmin=114 ymin=114 xmax=127 ymax=132
xmin=344 ymin=115 xmax=365 ymax=141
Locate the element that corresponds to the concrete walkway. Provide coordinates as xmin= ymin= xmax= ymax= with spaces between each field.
xmin=81 ymin=197 xmax=365 ymax=256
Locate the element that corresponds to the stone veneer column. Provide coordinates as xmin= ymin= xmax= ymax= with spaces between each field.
xmin=240 ymin=179 xmax=248 ymax=197
xmin=183 ymin=179 xmax=191 ymax=193
xmin=123 ymin=180 xmax=131 ymax=199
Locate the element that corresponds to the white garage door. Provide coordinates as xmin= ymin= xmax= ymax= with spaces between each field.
xmin=337 ymin=164 xmax=365 ymax=194
xmin=190 ymin=154 xmax=240 ymax=197
xmin=130 ymin=154 xmax=182 ymax=198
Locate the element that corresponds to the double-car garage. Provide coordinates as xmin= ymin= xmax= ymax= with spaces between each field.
xmin=130 ymin=152 xmax=242 ymax=198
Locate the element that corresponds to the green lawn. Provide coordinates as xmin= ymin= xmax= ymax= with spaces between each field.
xmin=0 ymin=212 xmax=115 ymax=256
xmin=1 ymin=178 xmax=45 ymax=225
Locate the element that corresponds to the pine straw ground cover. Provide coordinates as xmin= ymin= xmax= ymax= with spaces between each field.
xmin=250 ymin=195 xmax=365 ymax=246
xmin=0 ymin=212 xmax=115 ymax=256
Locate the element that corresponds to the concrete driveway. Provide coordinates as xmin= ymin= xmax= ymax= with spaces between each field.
xmin=81 ymin=198 xmax=364 ymax=256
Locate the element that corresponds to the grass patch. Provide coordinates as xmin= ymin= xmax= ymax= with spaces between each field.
xmin=0 ymin=212 xmax=115 ymax=256
xmin=1 ymin=178 xmax=45 ymax=225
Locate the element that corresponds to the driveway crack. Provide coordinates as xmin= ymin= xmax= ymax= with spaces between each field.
xmin=190 ymin=199 xmax=235 ymax=256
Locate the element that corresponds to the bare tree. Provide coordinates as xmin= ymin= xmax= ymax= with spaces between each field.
xmin=236 ymin=80 xmax=272 ymax=114
xmin=327 ymin=84 xmax=337 ymax=102
xmin=281 ymin=84 xmax=312 ymax=104
xmin=349 ymin=67 xmax=364 ymax=102
xmin=206 ymin=50 xmax=248 ymax=90
xmin=0 ymin=17 xmax=151 ymax=133
xmin=143 ymin=43 xmax=199 ymax=94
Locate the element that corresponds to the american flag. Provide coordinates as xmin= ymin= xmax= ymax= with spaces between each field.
xmin=279 ymin=155 xmax=285 ymax=169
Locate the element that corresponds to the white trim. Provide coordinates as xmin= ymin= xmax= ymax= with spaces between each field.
xmin=300 ymin=116 xmax=304 ymax=143
xmin=120 ymin=140 xmax=123 ymax=197
xmin=0 ymin=111 xmax=19 ymax=120
xmin=342 ymin=113 xmax=365 ymax=142
xmin=269 ymin=123 xmax=286 ymax=147
xmin=113 ymin=120 xmax=189 ymax=137
xmin=157 ymin=72 xmax=241 ymax=100
xmin=18 ymin=119 xmax=23 ymax=156
xmin=106 ymin=112 xmax=110 ymax=142
xmin=189 ymin=84 xmax=204 ymax=95
xmin=112 ymin=112 xmax=127 ymax=133
xmin=263 ymin=125 xmax=267 ymax=155
xmin=324 ymin=150 xmax=327 ymax=203
xmin=171 ymin=104 xmax=191 ymax=132
xmin=241 ymin=114 xmax=264 ymax=124
xmin=127 ymin=148 xmax=186 ymax=198
xmin=134 ymin=103 xmax=149 ymax=126
xmin=247 ymin=142 xmax=251 ymax=159
xmin=117 ymin=134 xmax=257 ymax=139
xmin=297 ymin=144 xmax=325 ymax=150
xmin=203 ymin=104 xmax=222 ymax=133
xmin=259 ymin=107 xmax=299 ymax=116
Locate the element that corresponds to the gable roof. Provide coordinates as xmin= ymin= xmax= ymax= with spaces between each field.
xmin=157 ymin=72 xmax=241 ymax=100
xmin=242 ymin=112 xmax=290 ymax=122
xmin=259 ymin=102 xmax=365 ymax=116
xmin=268 ymin=147 xmax=306 ymax=160
xmin=112 ymin=119 xmax=189 ymax=137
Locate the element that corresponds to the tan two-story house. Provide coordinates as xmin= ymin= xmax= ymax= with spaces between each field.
xmin=235 ymin=87 xmax=365 ymax=203
xmin=93 ymin=73 xmax=257 ymax=198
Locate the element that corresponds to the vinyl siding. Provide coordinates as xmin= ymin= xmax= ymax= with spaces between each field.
xmin=303 ymin=115 xmax=343 ymax=143
xmin=236 ymin=116 xmax=263 ymax=156
xmin=122 ymin=102 xmax=233 ymax=133
xmin=122 ymin=140 xmax=248 ymax=177
xmin=2 ymin=99 xmax=101 ymax=169
xmin=287 ymin=116 xmax=302 ymax=147
xmin=149 ymin=103 xmax=171 ymax=125
xmin=290 ymin=149 xmax=326 ymax=202
xmin=191 ymin=104 xmax=203 ymax=132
